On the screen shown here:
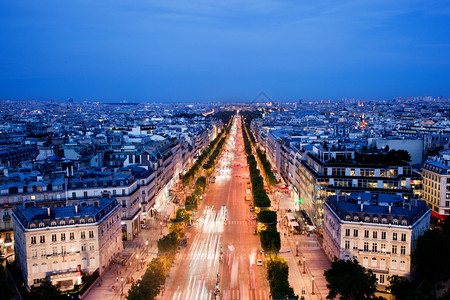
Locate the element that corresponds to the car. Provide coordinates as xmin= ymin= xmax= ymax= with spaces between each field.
xmin=257 ymin=259 xmax=263 ymax=266
xmin=251 ymin=215 xmax=256 ymax=220
xmin=250 ymin=207 xmax=254 ymax=212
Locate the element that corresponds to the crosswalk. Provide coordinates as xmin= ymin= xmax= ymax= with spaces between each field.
xmin=170 ymin=287 xmax=268 ymax=300
xmin=227 ymin=220 xmax=255 ymax=225
xmin=222 ymin=289 xmax=268 ymax=300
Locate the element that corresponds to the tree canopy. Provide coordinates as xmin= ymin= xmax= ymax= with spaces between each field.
xmin=324 ymin=258 xmax=378 ymax=300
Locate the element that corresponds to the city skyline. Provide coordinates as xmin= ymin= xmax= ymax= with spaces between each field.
xmin=1 ymin=0 xmax=450 ymax=102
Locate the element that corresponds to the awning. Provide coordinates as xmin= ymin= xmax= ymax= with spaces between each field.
xmin=431 ymin=211 xmax=446 ymax=221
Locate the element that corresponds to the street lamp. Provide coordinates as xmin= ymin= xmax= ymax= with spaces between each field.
xmin=136 ymin=254 xmax=139 ymax=271
xmin=121 ymin=277 xmax=124 ymax=295
xmin=303 ymin=257 xmax=306 ymax=273
xmin=296 ymin=241 xmax=299 ymax=256
xmin=312 ymin=275 xmax=315 ymax=295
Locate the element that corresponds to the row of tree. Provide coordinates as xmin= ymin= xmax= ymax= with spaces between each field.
xmin=127 ymin=208 xmax=189 ymax=300
xmin=255 ymin=148 xmax=277 ymax=186
xmin=242 ymin=119 xmax=296 ymax=299
xmin=182 ymin=115 xmax=233 ymax=186
xmin=127 ymin=116 xmax=235 ymax=299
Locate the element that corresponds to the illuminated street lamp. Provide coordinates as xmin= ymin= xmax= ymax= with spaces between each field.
xmin=312 ymin=275 xmax=315 ymax=295
xmin=303 ymin=257 xmax=306 ymax=273
xmin=121 ymin=277 xmax=124 ymax=295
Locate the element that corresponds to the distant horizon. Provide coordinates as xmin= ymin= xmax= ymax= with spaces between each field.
xmin=0 ymin=95 xmax=447 ymax=104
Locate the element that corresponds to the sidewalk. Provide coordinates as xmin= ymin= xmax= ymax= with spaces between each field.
xmin=274 ymin=187 xmax=331 ymax=300
xmin=83 ymin=217 xmax=170 ymax=300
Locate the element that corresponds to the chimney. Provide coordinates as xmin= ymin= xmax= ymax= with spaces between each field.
xmin=388 ymin=203 xmax=392 ymax=214
xmin=360 ymin=202 xmax=364 ymax=212
xmin=47 ymin=207 xmax=51 ymax=217
xmin=75 ymin=205 xmax=78 ymax=214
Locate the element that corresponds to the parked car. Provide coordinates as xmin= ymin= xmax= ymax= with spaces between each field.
xmin=257 ymin=259 xmax=263 ymax=266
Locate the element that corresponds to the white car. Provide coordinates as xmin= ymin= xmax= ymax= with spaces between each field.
xmin=257 ymin=259 xmax=263 ymax=266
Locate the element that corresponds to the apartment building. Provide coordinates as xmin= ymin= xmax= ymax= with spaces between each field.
xmin=12 ymin=197 xmax=122 ymax=290
xmin=422 ymin=153 xmax=450 ymax=220
xmin=323 ymin=193 xmax=430 ymax=286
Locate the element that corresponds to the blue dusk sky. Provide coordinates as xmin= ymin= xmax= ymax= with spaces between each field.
xmin=1 ymin=0 xmax=449 ymax=102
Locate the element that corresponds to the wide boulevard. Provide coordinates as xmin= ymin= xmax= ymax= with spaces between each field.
xmin=164 ymin=115 xmax=270 ymax=300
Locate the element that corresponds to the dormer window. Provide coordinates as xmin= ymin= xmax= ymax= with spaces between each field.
xmin=346 ymin=215 xmax=351 ymax=221
xmin=88 ymin=218 xmax=93 ymax=223
xmin=353 ymin=216 xmax=359 ymax=221
xmin=60 ymin=221 xmax=65 ymax=226
xmin=51 ymin=221 xmax=56 ymax=226
xmin=401 ymin=220 xmax=408 ymax=226
xmin=39 ymin=223 xmax=44 ymax=228
xmin=365 ymin=216 xmax=370 ymax=222
xmin=382 ymin=218 xmax=387 ymax=224
xmin=30 ymin=224 xmax=36 ymax=229
xmin=373 ymin=217 xmax=378 ymax=223
xmin=80 ymin=219 xmax=85 ymax=224
xmin=69 ymin=220 xmax=75 ymax=225
xmin=393 ymin=219 xmax=399 ymax=225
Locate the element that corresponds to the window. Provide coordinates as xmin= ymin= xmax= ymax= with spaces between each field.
xmin=393 ymin=233 xmax=397 ymax=241
xmin=381 ymin=232 xmax=386 ymax=240
xmin=371 ymin=258 xmax=377 ymax=267
xmin=81 ymin=244 xmax=86 ymax=252
xmin=363 ymin=257 xmax=369 ymax=267
xmin=392 ymin=245 xmax=397 ymax=254
xmin=81 ymin=232 xmax=85 ymax=239
xmin=39 ymin=223 xmax=44 ymax=228
xmin=400 ymin=261 xmax=406 ymax=271
xmin=70 ymin=232 xmax=75 ymax=240
xmin=401 ymin=246 xmax=406 ymax=255
xmin=122 ymin=200 xmax=127 ymax=208
xmin=391 ymin=259 xmax=397 ymax=269
xmin=345 ymin=229 xmax=350 ymax=236
xmin=84 ymin=191 xmax=88 ymax=198
xmin=32 ymin=249 xmax=37 ymax=258
xmin=401 ymin=233 xmax=406 ymax=241
xmin=61 ymin=246 xmax=66 ymax=255
xmin=89 ymin=231 xmax=94 ymax=238
xmin=364 ymin=242 xmax=369 ymax=251
xmin=40 ymin=235 xmax=45 ymax=243
xmin=380 ymin=274 xmax=385 ymax=284
xmin=364 ymin=230 xmax=369 ymax=238
xmin=345 ymin=241 xmax=350 ymax=249
xmin=353 ymin=229 xmax=358 ymax=237
xmin=53 ymin=246 xmax=57 ymax=256
xmin=122 ymin=189 xmax=126 ymax=196
xmin=381 ymin=244 xmax=386 ymax=252
xmin=60 ymin=221 xmax=65 ymax=226
xmin=41 ymin=248 xmax=46 ymax=257
xmin=61 ymin=233 xmax=66 ymax=241
xmin=51 ymin=221 xmax=56 ymax=226
xmin=31 ymin=236 xmax=36 ymax=244
xmin=372 ymin=243 xmax=378 ymax=252
xmin=52 ymin=234 xmax=57 ymax=242
xmin=373 ymin=231 xmax=378 ymax=239
xmin=380 ymin=258 xmax=386 ymax=269
xmin=89 ymin=244 xmax=94 ymax=251
xmin=72 ymin=192 xmax=76 ymax=199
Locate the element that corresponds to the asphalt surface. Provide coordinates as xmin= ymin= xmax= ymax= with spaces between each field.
xmin=163 ymin=117 xmax=270 ymax=300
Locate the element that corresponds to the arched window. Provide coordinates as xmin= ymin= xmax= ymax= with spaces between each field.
xmin=80 ymin=219 xmax=85 ymax=224
xmin=60 ymin=221 xmax=65 ymax=226
xmin=51 ymin=221 xmax=56 ymax=226
xmin=39 ymin=223 xmax=45 ymax=228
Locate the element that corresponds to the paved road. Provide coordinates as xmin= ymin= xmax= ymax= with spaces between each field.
xmin=163 ymin=116 xmax=269 ymax=300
